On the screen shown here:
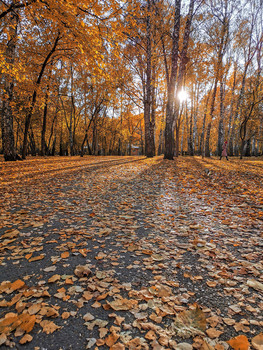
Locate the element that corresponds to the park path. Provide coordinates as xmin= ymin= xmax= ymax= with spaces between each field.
xmin=0 ymin=156 xmax=262 ymax=350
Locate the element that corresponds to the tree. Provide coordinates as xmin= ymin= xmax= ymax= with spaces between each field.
xmin=1 ymin=8 xmax=18 ymax=161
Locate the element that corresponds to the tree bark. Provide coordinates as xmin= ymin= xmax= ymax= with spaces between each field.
xmin=217 ymin=80 xmax=225 ymax=156
xmin=22 ymin=33 xmax=60 ymax=159
xmin=41 ymin=88 xmax=49 ymax=156
xmin=1 ymin=10 xmax=17 ymax=161
xmin=144 ymin=0 xmax=155 ymax=157
xmin=164 ymin=0 xmax=195 ymax=159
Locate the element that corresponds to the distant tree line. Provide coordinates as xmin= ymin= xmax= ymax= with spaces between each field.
xmin=1 ymin=0 xmax=262 ymax=161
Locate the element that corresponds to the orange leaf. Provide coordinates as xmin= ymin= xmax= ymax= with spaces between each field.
xmin=11 ymin=280 xmax=25 ymax=291
xmin=227 ymin=335 xmax=250 ymax=350
xmin=105 ymin=331 xmax=119 ymax=346
xmin=61 ymin=252 xmax=69 ymax=259
xmin=28 ymin=254 xmax=45 ymax=262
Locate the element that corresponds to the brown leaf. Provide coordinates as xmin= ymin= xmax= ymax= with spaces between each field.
xmin=0 ymin=333 xmax=7 ymax=346
xmin=107 ymin=297 xmax=138 ymax=311
xmin=206 ymin=328 xmax=223 ymax=339
xmin=172 ymin=306 xmax=206 ymax=338
xmin=48 ymin=274 xmax=61 ymax=283
xmin=105 ymin=331 xmax=119 ymax=346
xmin=252 ymin=333 xmax=263 ymax=350
xmin=110 ymin=343 xmax=125 ymax=350
xmin=40 ymin=320 xmax=60 ymax=334
xmin=28 ymin=304 xmax=41 ymax=315
xmin=19 ymin=334 xmax=33 ymax=344
xmin=247 ymin=279 xmax=263 ymax=292
xmin=74 ymin=265 xmax=91 ymax=278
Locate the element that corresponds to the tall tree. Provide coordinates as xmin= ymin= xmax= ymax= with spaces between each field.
xmin=1 ymin=7 xmax=18 ymax=161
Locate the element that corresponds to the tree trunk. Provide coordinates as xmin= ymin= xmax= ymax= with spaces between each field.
xmin=163 ymin=0 xmax=181 ymax=159
xmin=1 ymin=11 xmax=17 ymax=161
xmin=164 ymin=0 xmax=195 ymax=159
xmin=205 ymin=121 xmax=212 ymax=157
xmin=188 ymin=109 xmax=194 ymax=156
xmin=22 ymin=33 xmax=60 ymax=159
xmin=41 ymin=89 xmax=49 ymax=156
xmin=144 ymin=0 xmax=155 ymax=157
xmin=217 ymin=80 xmax=225 ymax=156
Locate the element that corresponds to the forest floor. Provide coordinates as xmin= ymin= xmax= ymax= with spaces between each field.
xmin=0 ymin=155 xmax=262 ymax=350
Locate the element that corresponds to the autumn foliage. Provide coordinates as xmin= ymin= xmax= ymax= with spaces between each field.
xmin=0 ymin=0 xmax=262 ymax=160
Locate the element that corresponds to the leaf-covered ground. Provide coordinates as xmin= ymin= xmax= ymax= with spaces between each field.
xmin=0 ymin=156 xmax=262 ymax=350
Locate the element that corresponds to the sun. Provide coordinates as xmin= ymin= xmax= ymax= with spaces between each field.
xmin=178 ymin=90 xmax=188 ymax=102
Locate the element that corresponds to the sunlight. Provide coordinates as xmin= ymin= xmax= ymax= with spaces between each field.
xmin=178 ymin=89 xmax=189 ymax=102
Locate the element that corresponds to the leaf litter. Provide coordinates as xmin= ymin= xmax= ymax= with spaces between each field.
xmin=0 ymin=155 xmax=262 ymax=349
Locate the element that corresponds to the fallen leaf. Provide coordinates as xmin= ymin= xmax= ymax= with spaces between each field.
xmin=28 ymin=254 xmax=45 ymax=262
xmin=105 ymin=331 xmax=119 ymax=346
xmin=11 ymin=279 xmax=25 ymax=291
xmin=252 ymin=333 xmax=263 ymax=350
xmin=40 ymin=320 xmax=60 ymax=334
xmin=110 ymin=343 xmax=125 ymax=350
xmin=107 ymin=297 xmax=138 ymax=311
xmin=171 ymin=306 xmax=206 ymax=338
xmin=247 ymin=279 xmax=263 ymax=292
xmin=0 ymin=333 xmax=7 ymax=346
xmin=206 ymin=328 xmax=223 ymax=339
xmin=74 ymin=265 xmax=91 ymax=278
xmin=227 ymin=335 xmax=250 ymax=350
xmin=61 ymin=251 xmax=69 ymax=259
xmin=19 ymin=334 xmax=33 ymax=344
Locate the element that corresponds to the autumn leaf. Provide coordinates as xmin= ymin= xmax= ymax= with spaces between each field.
xmin=170 ymin=306 xmax=206 ymax=338
xmin=0 ymin=334 xmax=7 ymax=346
xmin=28 ymin=254 xmax=45 ymax=262
xmin=105 ymin=330 xmax=119 ymax=346
xmin=19 ymin=334 xmax=33 ymax=344
xmin=107 ymin=297 xmax=138 ymax=311
xmin=227 ymin=335 xmax=250 ymax=350
xmin=252 ymin=333 xmax=263 ymax=350
xmin=9 ymin=280 xmax=25 ymax=292
xmin=40 ymin=320 xmax=61 ymax=334
xmin=61 ymin=251 xmax=69 ymax=259
xmin=48 ymin=274 xmax=61 ymax=283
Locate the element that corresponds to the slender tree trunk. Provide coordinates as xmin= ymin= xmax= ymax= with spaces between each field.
xmin=1 ymin=11 xmax=17 ymax=161
xmin=29 ymin=127 xmax=36 ymax=156
xmin=217 ymin=80 xmax=225 ymax=156
xmin=41 ymin=89 xmax=49 ymax=156
xmin=188 ymin=108 xmax=194 ymax=156
xmin=22 ymin=33 xmax=60 ymax=159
